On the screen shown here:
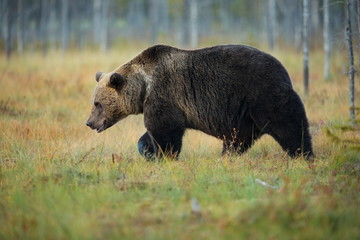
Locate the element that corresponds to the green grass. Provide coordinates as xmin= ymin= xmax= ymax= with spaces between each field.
xmin=1 ymin=45 xmax=360 ymax=239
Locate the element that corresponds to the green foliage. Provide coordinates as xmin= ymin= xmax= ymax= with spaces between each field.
xmin=326 ymin=123 xmax=360 ymax=175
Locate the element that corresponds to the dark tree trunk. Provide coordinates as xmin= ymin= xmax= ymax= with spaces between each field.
xmin=5 ymin=0 xmax=14 ymax=59
xmin=358 ymin=0 xmax=360 ymax=77
xmin=40 ymin=0 xmax=48 ymax=56
xmin=303 ymin=0 xmax=310 ymax=96
xmin=346 ymin=0 xmax=355 ymax=122
xmin=17 ymin=0 xmax=24 ymax=54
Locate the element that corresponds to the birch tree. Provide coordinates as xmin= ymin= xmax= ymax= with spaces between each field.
xmin=267 ymin=0 xmax=276 ymax=50
xmin=100 ymin=0 xmax=109 ymax=51
xmin=183 ymin=0 xmax=190 ymax=46
xmin=303 ymin=0 xmax=310 ymax=95
xmin=323 ymin=0 xmax=330 ymax=81
xmin=159 ymin=0 xmax=169 ymax=37
xmin=93 ymin=0 xmax=102 ymax=45
xmin=149 ymin=0 xmax=159 ymax=43
xmin=61 ymin=0 xmax=69 ymax=52
xmin=189 ymin=0 xmax=199 ymax=48
xmin=358 ymin=0 xmax=360 ymax=76
xmin=346 ymin=0 xmax=355 ymax=122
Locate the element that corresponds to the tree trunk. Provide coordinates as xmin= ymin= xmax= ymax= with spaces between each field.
xmin=294 ymin=1 xmax=302 ymax=51
xmin=48 ymin=0 xmax=57 ymax=50
xmin=100 ymin=0 xmax=109 ymax=51
xmin=17 ymin=0 xmax=24 ymax=54
xmin=303 ymin=0 xmax=310 ymax=96
xmin=159 ymin=0 xmax=169 ymax=36
xmin=323 ymin=0 xmax=330 ymax=81
xmin=61 ymin=0 xmax=69 ymax=52
xmin=201 ymin=0 xmax=213 ymax=37
xmin=182 ymin=0 xmax=190 ymax=47
xmin=358 ymin=0 xmax=360 ymax=77
xmin=277 ymin=0 xmax=298 ymax=46
xmin=149 ymin=0 xmax=159 ymax=43
xmin=40 ymin=0 xmax=48 ymax=56
xmin=0 ymin=1 xmax=3 ymax=41
xmin=4 ymin=0 xmax=13 ymax=59
xmin=346 ymin=0 xmax=355 ymax=122
xmin=127 ymin=0 xmax=146 ymax=39
xmin=219 ymin=0 xmax=230 ymax=34
xmin=267 ymin=0 xmax=276 ymax=50
xmin=311 ymin=0 xmax=320 ymax=35
xmin=93 ymin=0 xmax=102 ymax=45
xmin=189 ymin=0 xmax=198 ymax=48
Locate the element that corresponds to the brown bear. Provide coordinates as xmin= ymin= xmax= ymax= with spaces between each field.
xmin=86 ymin=44 xmax=313 ymax=160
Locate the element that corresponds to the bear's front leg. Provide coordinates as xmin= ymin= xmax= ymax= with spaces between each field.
xmin=138 ymin=132 xmax=157 ymax=160
xmin=138 ymin=128 xmax=184 ymax=160
xmin=143 ymin=101 xmax=186 ymax=159
xmin=150 ymin=128 xmax=185 ymax=159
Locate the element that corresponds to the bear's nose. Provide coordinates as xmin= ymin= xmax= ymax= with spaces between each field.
xmin=86 ymin=121 xmax=92 ymax=128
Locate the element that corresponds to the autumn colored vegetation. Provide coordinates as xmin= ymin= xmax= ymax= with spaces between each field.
xmin=1 ymin=43 xmax=360 ymax=239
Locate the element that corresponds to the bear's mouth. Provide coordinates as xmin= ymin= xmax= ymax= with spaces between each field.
xmin=96 ymin=120 xmax=108 ymax=133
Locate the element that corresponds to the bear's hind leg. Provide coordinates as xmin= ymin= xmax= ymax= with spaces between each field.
xmin=222 ymin=124 xmax=263 ymax=156
xmin=250 ymin=91 xmax=313 ymax=159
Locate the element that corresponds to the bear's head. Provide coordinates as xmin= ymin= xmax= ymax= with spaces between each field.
xmin=86 ymin=70 xmax=145 ymax=133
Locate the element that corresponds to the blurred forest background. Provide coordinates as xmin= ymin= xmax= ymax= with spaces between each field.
xmin=0 ymin=0 xmax=357 ymax=56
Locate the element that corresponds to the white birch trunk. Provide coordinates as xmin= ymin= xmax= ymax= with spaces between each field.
xmin=149 ymin=0 xmax=159 ymax=43
xmin=100 ymin=0 xmax=109 ymax=51
xmin=93 ymin=0 xmax=102 ymax=45
xmin=190 ymin=0 xmax=198 ymax=48
xmin=61 ymin=0 xmax=69 ymax=52
xmin=303 ymin=0 xmax=310 ymax=95
xmin=267 ymin=0 xmax=276 ymax=50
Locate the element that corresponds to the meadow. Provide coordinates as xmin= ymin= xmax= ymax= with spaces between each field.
xmin=1 ymin=43 xmax=360 ymax=239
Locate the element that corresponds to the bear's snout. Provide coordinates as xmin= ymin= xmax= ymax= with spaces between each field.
xmin=86 ymin=121 xmax=94 ymax=129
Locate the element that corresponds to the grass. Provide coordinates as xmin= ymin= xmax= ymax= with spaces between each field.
xmin=1 ymin=44 xmax=360 ymax=240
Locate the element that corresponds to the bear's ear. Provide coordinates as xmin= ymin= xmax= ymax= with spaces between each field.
xmin=109 ymin=73 xmax=125 ymax=89
xmin=95 ymin=71 xmax=104 ymax=82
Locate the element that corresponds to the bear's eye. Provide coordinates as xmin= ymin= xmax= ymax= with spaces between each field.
xmin=94 ymin=102 xmax=100 ymax=107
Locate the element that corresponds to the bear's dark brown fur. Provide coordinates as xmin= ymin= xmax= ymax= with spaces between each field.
xmin=86 ymin=44 xmax=313 ymax=159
